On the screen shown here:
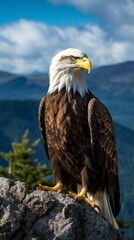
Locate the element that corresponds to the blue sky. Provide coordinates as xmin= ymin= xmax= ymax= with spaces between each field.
xmin=0 ymin=0 xmax=98 ymax=26
xmin=0 ymin=0 xmax=133 ymax=73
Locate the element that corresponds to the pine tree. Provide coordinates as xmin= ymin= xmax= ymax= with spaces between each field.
xmin=0 ymin=129 xmax=53 ymax=187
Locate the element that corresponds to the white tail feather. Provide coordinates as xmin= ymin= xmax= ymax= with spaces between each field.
xmin=77 ymin=184 xmax=119 ymax=230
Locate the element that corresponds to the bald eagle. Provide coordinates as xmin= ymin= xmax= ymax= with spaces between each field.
xmin=38 ymin=48 xmax=120 ymax=229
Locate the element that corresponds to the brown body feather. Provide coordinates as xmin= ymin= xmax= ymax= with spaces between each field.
xmin=38 ymin=87 xmax=120 ymax=217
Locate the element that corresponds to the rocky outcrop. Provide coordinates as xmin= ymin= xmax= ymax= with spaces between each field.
xmin=0 ymin=177 xmax=128 ymax=240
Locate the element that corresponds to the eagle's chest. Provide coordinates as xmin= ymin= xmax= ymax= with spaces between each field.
xmin=45 ymin=92 xmax=90 ymax=175
xmin=46 ymin=90 xmax=89 ymax=139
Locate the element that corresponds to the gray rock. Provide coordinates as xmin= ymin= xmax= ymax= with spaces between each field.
xmin=0 ymin=177 xmax=128 ymax=240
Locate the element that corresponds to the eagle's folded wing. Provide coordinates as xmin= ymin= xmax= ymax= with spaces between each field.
xmin=88 ymin=98 xmax=121 ymax=216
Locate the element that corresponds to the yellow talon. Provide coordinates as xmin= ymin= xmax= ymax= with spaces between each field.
xmin=37 ymin=182 xmax=63 ymax=192
xmin=68 ymin=187 xmax=95 ymax=208
xmin=83 ymin=197 xmax=95 ymax=208
xmin=68 ymin=191 xmax=78 ymax=199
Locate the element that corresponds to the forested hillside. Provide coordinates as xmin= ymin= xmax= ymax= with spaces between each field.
xmin=0 ymin=100 xmax=49 ymax=167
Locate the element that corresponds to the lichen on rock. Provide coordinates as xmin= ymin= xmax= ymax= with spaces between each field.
xmin=0 ymin=177 xmax=128 ymax=240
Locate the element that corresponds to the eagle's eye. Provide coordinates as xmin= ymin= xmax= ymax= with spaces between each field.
xmin=70 ymin=55 xmax=76 ymax=61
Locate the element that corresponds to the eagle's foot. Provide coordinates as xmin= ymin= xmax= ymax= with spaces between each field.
xmin=68 ymin=188 xmax=95 ymax=208
xmin=83 ymin=197 xmax=95 ymax=208
xmin=37 ymin=182 xmax=63 ymax=192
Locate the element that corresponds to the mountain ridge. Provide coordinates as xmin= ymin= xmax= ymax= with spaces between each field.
xmin=0 ymin=60 xmax=134 ymax=88
xmin=1 ymin=60 xmax=133 ymax=129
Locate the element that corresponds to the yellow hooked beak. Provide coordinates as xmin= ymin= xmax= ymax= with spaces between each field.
xmin=74 ymin=57 xmax=92 ymax=73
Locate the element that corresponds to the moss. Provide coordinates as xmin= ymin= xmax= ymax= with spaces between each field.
xmin=0 ymin=211 xmax=10 ymax=227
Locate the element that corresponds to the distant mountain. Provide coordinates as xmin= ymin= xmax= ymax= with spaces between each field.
xmin=0 ymin=70 xmax=49 ymax=100
xmin=87 ymin=61 xmax=134 ymax=129
xmin=0 ymin=70 xmax=18 ymax=84
xmin=0 ymin=61 xmax=133 ymax=129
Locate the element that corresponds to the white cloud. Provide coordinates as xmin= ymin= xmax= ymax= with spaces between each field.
xmin=48 ymin=0 xmax=134 ymax=40
xmin=0 ymin=19 xmax=133 ymax=74
xmin=48 ymin=0 xmax=134 ymax=23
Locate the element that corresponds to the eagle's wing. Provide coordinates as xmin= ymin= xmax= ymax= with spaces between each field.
xmin=38 ymin=96 xmax=49 ymax=158
xmin=88 ymin=98 xmax=120 ymax=216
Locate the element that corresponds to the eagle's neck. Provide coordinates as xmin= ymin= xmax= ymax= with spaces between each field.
xmin=48 ymin=68 xmax=88 ymax=97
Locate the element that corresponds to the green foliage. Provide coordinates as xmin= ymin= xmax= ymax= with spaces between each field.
xmin=118 ymin=219 xmax=134 ymax=229
xmin=0 ymin=166 xmax=8 ymax=177
xmin=117 ymin=219 xmax=134 ymax=236
xmin=0 ymin=129 xmax=52 ymax=188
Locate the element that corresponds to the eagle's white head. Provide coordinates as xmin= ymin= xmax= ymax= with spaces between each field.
xmin=48 ymin=48 xmax=92 ymax=97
